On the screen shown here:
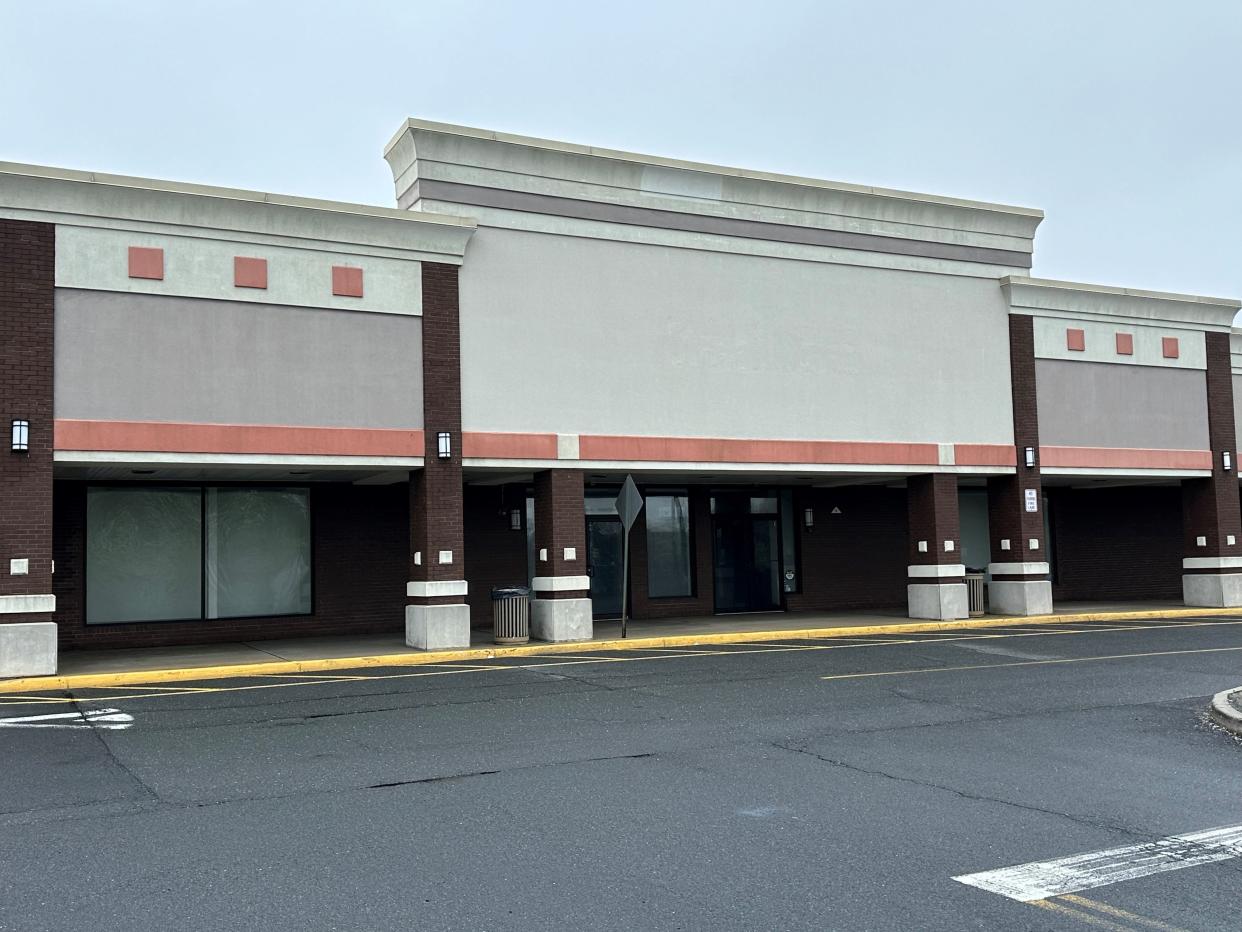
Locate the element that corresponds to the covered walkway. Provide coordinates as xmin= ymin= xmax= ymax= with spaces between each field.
xmin=41 ymin=600 xmax=1194 ymax=681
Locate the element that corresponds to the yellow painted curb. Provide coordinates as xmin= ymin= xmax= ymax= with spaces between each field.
xmin=5 ymin=606 xmax=1242 ymax=695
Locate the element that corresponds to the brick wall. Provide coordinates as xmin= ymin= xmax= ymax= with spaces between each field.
xmin=54 ymin=481 xmax=409 ymax=650
xmin=532 ymin=469 xmax=588 ymax=598
xmin=1048 ymin=486 xmax=1182 ymax=601
xmin=989 ymin=313 xmax=1047 ymax=564
xmin=786 ymin=486 xmax=908 ymax=612
xmin=409 ymin=262 xmax=465 ymax=600
xmin=906 ymin=474 xmax=961 ymax=569
xmin=463 ymin=484 xmax=527 ymax=624
xmin=1181 ymin=330 xmax=1241 ymax=557
xmin=0 ymin=219 xmax=54 ymax=623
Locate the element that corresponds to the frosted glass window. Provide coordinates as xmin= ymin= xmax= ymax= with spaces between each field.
xmin=86 ymin=487 xmax=202 ymax=624
xmin=959 ymin=490 xmax=991 ymax=573
xmin=646 ymin=494 xmax=692 ymax=598
xmin=206 ymin=487 xmax=311 ymax=619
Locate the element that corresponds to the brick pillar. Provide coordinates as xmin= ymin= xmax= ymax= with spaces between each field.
xmin=0 ymin=219 xmax=57 ymax=676
xmin=405 ymin=262 xmax=470 ymax=649
xmin=986 ymin=313 xmax=1053 ymax=615
xmin=530 ymin=469 xmax=591 ymax=641
xmin=906 ymin=474 xmax=968 ymax=620
xmin=1182 ymin=330 xmax=1242 ymax=606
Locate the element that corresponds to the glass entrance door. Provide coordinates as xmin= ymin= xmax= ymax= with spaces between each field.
xmin=711 ymin=494 xmax=782 ymax=614
xmin=586 ymin=516 xmax=624 ymax=618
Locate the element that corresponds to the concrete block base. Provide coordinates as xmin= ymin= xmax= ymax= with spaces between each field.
xmin=988 ymin=579 xmax=1053 ymax=616
xmin=0 ymin=622 xmax=57 ymax=678
xmin=405 ymin=603 xmax=471 ymax=650
xmin=907 ymin=583 xmax=968 ymax=621
xmin=1183 ymin=573 xmax=1242 ymax=608
xmin=531 ymin=598 xmax=593 ymax=642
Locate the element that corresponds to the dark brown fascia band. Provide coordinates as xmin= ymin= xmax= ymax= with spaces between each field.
xmin=418 ymin=179 xmax=1033 ymax=268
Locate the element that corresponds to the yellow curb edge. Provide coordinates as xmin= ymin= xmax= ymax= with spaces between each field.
xmin=5 ymin=606 xmax=1242 ymax=695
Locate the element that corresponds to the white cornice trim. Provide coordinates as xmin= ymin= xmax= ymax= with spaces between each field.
xmin=55 ymin=451 xmax=423 ymax=468
xmin=462 ymin=457 xmax=1015 ymax=477
xmin=1004 ymin=275 xmax=1240 ymax=332
xmin=0 ymin=160 xmax=474 ymax=228
xmin=0 ymin=163 xmax=476 ymax=262
xmin=384 ymin=119 xmax=1044 ymax=220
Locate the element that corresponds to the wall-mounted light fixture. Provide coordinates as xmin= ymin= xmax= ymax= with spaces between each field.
xmin=803 ymin=507 xmax=814 ymax=531
xmin=510 ymin=508 xmax=522 ymax=531
xmin=437 ymin=431 xmax=452 ymax=460
xmin=1023 ymin=446 xmax=1036 ymax=469
xmin=1224 ymin=451 xmax=1233 ymax=473
xmin=10 ymin=419 xmax=29 ymax=454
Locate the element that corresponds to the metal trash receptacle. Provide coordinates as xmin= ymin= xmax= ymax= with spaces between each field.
xmin=491 ymin=586 xmax=531 ymax=645
xmin=965 ymin=572 xmax=986 ymax=617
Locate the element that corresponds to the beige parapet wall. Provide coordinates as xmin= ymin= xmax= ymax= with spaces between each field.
xmin=385 ymin=119 xmax=1046 ymax=465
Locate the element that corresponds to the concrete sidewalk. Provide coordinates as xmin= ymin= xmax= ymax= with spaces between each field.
xmin=0 ymin=599 xmax=1217 ymax=694
xmin=48 ymin=600 xmax=1187 ymax=678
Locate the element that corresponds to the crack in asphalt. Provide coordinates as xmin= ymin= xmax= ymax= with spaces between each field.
xmin=69 ymin=688 xmax=164 ymax=806
xmin=768 ymin=738 xmax=1242 ymax=868
xmin=366 ymin=752 xmax=655 ymax=790
xmin=0 ymin=749 xmax=662 ymax=827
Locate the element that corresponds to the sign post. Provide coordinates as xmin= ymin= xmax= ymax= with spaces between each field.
xmin=614 ymin=475 xmax=644 ymax=638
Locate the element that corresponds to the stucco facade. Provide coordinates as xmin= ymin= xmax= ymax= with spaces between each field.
xmin=0 ymin=120 xmax=1240 ymax=676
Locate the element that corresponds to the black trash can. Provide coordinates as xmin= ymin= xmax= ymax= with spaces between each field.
xmin=491 ymin=586 xmax=532 ymax=645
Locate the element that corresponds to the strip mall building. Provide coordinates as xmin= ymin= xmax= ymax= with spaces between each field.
xmin=2 ymin=119 xmax=1241 ymax=677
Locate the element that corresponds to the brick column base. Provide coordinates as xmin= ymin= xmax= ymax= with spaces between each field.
xmin=1181 ymin=476 xmax=1242 ymax=607
xmin=906 ymin=475 xmax=968 ymax=620
xmin=530 ymin=470 xmax=591 ymax=642
xmin=406 ymin=467 xmax=469 ymax=650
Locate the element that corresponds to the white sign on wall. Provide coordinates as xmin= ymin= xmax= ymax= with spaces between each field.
xmin=1024 ymin=489 xmax=1039 ymax=513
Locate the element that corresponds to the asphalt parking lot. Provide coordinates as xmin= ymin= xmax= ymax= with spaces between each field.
xmin=3 ymin=617 xmax=1242 ymax=931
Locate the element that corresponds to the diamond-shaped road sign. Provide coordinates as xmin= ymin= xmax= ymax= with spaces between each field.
xmin=615 ymin=474 xmax=644 ymax=531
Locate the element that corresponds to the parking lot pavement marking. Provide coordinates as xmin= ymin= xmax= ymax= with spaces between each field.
xmin=0 ymin=708 xmax=134 ymax=730
xmin=953 ymin=823 xmax=1242 ymax=902
xmin=1029 ymin=899 xmax=1135 ymax=931
xmin=1058 ymin=895 xmax=1190 ymax=932
xmin=821 ymin=644 xmax=1242 ymax=681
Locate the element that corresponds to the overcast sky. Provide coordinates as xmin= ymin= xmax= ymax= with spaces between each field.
xmin=3 ymin=1 xmax=1239 ymax=301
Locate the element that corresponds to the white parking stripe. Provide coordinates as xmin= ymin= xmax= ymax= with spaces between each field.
xmin=954 ymin=824 xmax=1242 ymax=901
xmin=0 ymin=708 xmax=134 ymax=730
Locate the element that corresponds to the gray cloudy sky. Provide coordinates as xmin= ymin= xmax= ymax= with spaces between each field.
xmin=3 ymin=1 xmax=1239 ymax=300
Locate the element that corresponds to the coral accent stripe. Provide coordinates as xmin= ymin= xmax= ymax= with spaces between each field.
xmin=54 ymin=420 xmax=423 ymax=456
xmin=461 ymin=432 xmax=559 ymax=459
xmin=1040 ymin=446 xmax=1211 ymax=470
xmin=578 ymin=435 xmax=941 ymax=466
xmin=954 ymin=444 xmax=1018 ymax=467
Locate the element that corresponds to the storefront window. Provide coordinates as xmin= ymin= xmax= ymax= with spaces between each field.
xmin=86 ymin=485 xmax=311 ymax=624
xmin=646 ymin=494 xmax=692 ymax=598
xmin=87 ymin=487 xmax=203 ymax=624
xmin=205 ymin=488 xmax=311 ymax=619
